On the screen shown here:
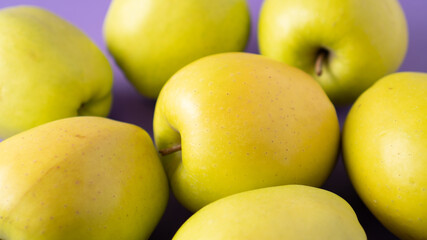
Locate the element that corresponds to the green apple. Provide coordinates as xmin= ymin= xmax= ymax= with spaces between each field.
xmin=104 ymin=0 xmax=250 ymax=99
xmin=258 ymin=0 xmax=408 ymax=104
xmin=0 ymin=6 xmax=112 ymax=139
xmin=343 ymin=72 xmax=427 ymax=239
xmin=154 ymin=52 xmax=340 ymax=212
xmin=0 ymin=117 xmax=168 ymax=240
xmin=173 ymin=185 xmax=366 ymax=240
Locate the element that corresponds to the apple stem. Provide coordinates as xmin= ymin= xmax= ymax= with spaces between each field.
xmin=159 ymin=144 xmax=182 ymax=156
xmin=315 ymin=50 xmax=327 ymax=76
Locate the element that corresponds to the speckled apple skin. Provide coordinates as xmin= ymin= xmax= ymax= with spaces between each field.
xmin=154 ymin=53 xmax=340 ymax=212
xmin=0 ymin=117 xmax=168 ymax=240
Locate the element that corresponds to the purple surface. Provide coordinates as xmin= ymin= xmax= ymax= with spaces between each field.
xmin=0 ymin=0 xmax=426 ymax=239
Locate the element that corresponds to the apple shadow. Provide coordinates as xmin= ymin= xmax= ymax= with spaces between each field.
xmin=108 ymin=68 xmax=157 ymax=137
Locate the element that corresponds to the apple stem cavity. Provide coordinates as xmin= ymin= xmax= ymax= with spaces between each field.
xmin=315 ymin=49 xmax=328 ymax=77
xmin=159 ymin=144 xmax=182 ymax=156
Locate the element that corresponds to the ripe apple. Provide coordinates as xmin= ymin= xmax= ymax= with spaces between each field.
xmin=343 ymin=72 xmax=427 ymax=239
xmin=104 ymin=0 xmax=250 ymax=98
xmin=0 ymin=117 xmax=169 ymax=240
xmin=0 ymin=6 xmax=112 ymax=139
xmin=258 ymin=0 xmax=408 ymax=104
xmin=153 ymin=52 xmax=340 ymax=212
xmin=173 ymin=185 xmax=366 ymax=240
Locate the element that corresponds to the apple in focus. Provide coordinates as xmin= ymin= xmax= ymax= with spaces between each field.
xmin=343 ymin=72 xmax=427 ymax=239
xmin=154 ymin=52 xmax=340 ymax=211
xmin=0 ymin=117 xmax=169 ymax=240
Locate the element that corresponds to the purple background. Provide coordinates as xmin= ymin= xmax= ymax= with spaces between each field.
xmin=0 ymin=0 xmax=426 ymax=239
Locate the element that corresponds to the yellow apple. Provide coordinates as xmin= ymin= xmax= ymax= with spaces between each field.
xmin=173 ymin=185 xmax=366 ymax=240
xmin=154 ymin=52 xmax=340 ymax=211
xmin=104 ymin=0 xmax=250 ymax=98
xmin=0 ymin=6 xmax=113 ymax=139
xmin=343 ymin=72 xmax=427 ymax=239
xmin=258 ymin=0 xmax=408 ymax=104
xmin=0 ymin=117 xmax=168 ymax=240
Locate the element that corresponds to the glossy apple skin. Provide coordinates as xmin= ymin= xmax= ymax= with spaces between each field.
xmin=173 ymin=185 xmax=366 ymax=240
xmin=0 ymin=6 xmax=112 ymax=139
xmin=104 ymin=0 xmax=250 ymax=99
xmin=258 ymin=0 xmax=408 ymax=104
xmin=0 ymin=117 xmax=168 ymax=240
xmin=154 ymin=52 xmax=340 ymax=212
xmin=343 ymin=72 xmax=427 ymax=239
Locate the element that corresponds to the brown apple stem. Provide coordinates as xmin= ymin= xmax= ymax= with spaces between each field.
xmin=159 ymin=144 xmax=182 ymax=156
xmin=315 ymin=50 xmax=327 ymax=76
